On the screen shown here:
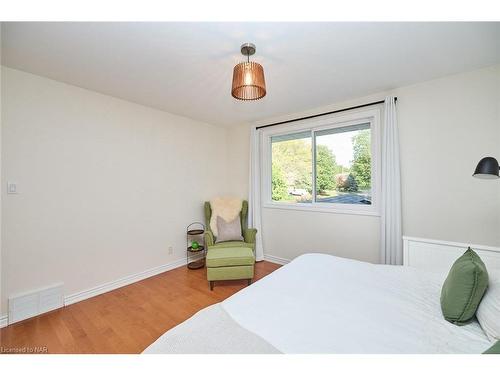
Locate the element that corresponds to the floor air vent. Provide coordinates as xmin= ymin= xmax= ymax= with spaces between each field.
xmin=8 ymin=283 xmax=64 ymax=325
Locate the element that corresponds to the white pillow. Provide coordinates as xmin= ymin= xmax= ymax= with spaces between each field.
xmin=477 ymin=275 xmax=500 ymax=342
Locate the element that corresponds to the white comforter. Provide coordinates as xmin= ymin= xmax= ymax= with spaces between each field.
xmin=222 ymin=253 xmax=491 ymax=353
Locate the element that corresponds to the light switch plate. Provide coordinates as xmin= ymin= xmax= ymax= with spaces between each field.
xmin=7 ymin=182 xmax=18 ymax=194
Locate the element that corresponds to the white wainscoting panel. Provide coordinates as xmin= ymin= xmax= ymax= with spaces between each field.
xmin=403 ymin=236 xmax=500 ymax=274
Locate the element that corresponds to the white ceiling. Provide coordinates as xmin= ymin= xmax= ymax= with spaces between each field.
xmin=2 ymin=22 xmax=500 ymax=127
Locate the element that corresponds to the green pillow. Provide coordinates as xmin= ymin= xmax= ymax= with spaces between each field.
xmin=483 ymin=341 xmax=500 ymax=354
xmin=440 ymin=248 xmax=489 ymax=325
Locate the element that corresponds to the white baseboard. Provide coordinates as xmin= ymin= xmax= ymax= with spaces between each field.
xmin=264 ymin=254 xmax=291 ymax=265
xmin=64 ymin=257 xmax=187 ymax=306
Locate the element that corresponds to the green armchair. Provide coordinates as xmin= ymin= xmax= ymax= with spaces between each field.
xmin=204 ymin=200 xmax=257 ymax=290
xmin=204 ymin=200 xmax=257 ymax=252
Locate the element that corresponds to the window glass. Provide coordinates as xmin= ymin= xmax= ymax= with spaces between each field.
xmin=271 ymin=131 xmax=312 ymax=203
xmin=314 ymin=123 xmax=371 ymax=205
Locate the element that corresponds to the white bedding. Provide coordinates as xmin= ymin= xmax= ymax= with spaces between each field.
xmin=143 ymin=304 xmax=280 ymax=353
xmin=222 ymin=253 xmax=491 ymax=353
xmin=144 ymin=253 xmax=492 ymax=354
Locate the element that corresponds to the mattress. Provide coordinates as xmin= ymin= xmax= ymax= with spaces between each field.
xmin=145 ymin=253 xmax=492 ymax=353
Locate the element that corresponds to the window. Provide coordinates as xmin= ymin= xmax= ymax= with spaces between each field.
xmin=314 ymin=123 xmax=371 ymax=205
xmin=271 ymin=131 xmax=312 ymax=203
xmin=263 ymin=109 xmax=380 ymax=215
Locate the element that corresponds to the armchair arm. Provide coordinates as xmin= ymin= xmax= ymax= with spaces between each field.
xmin=243 ymin=228 xmax=257 ymax=244
xmin=204 ymin=230 xmax=214 ymax=247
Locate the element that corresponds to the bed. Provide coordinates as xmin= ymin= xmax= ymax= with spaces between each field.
xmin=144 ymin=238 xmax=498 ymax=354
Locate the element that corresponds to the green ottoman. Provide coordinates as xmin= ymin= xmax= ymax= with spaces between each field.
xmin=206 ymin=246 xmax=255 ymax=290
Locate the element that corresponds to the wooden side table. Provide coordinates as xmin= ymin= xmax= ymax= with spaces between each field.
xmin=186 ymin=222 xmax=206 ymax=269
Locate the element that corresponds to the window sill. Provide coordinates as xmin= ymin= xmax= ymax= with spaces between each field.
xmin=262 ymin=202 xmax=380 ymax=217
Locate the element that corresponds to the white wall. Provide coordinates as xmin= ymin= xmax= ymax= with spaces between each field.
xmin=227 ymin=125 xmax=250 ymax=198
xmin=1 ymin=67 xmax=229 ymax=315
xmin=395 ymin=65 xmax=500 ymax=246
xmin=228 ymin=65 xmax=500 ymax=263
xmin=0 ymin=26 xmax=3 ymax=319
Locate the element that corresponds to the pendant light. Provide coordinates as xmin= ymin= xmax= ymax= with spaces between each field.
xmin=231 ymin=43 xmax=266 ymax=101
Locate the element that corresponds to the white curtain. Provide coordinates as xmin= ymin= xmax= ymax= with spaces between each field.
xmin=380 ymin=96 xmax=403 ymax=265
xmin=248 ymin=126 xmax=264 ymax=261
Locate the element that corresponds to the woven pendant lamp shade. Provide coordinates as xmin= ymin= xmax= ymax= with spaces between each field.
xmin=231 ymin=61 xmax=266 ymax=100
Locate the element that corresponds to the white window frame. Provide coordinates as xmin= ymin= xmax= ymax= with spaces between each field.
xmin=261 ymin=107 xmax=381 ymax=216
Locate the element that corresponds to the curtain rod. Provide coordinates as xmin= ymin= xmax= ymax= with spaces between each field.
xmin=256 ymin=98 xmax=397 ymax=130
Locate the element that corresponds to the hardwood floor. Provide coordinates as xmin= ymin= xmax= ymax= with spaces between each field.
xmin=0 ymin=261 xmax=281 ymax=354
